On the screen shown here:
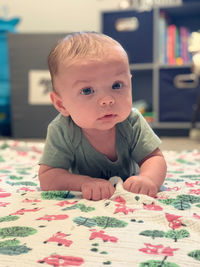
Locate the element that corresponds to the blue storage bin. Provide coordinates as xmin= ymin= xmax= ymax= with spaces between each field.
xmin=0 ymin=80 xmax=9 ymax=105
xmin=0 ymin=17 xmax=20 ymax=136
xmin=102 ymin=10 xmax=153 ymax=64
xmin=159 ymin=68 xmax=200 ymax=122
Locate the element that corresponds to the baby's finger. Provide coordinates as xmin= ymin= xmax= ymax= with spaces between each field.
xmin=91 ymin=187 xmax=101 ymax=201
xmin=109 ymin=184 xmax=115 ymax=197
xmin=82 ymin=187 xmax=92 ymax=200
xmin=123 ymin=180 xmax=131 ymax=191
xmin=130 ymin=183 xmax=141 ymax=194
xmin=101 ymin=187 xmax=111 ymax=199
xmin=139 ymin=187 xmax=149 ymax=195
xmin=148 ymin=187 xmax=157 ymax=197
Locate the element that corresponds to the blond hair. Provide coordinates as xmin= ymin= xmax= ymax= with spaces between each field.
xmin=48 ymin=31 xmax=128 ymax=88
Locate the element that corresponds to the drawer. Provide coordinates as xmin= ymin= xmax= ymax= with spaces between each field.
xmin=102 ymin=10 xmax=153 ymax=64
xmin=159 ymin=68 xmax=200 ymax=122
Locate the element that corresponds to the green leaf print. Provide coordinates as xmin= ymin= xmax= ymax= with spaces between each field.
xmin=188 ymin=250 xmax=200 ymax=261
xmin=41 ymin=191 xmax=75 ymax=200
xmin=0 ymin=239 xmax=20 ymax=248
xmin=180 ymin=174 xmax=200 ymax=179
xmin=139 ymin=230 xmax=165 ymax=239
xmin=0 ymin=156 xmax=5 ymax=162
xmin=9 ymin=175 xmax=23 ymax=180
xmin=0 ymin=226 xmax=37 ymax=238
xmin=176 ymin=159 xmax=195 ymax=165
xmin=93 ymin=216 xmax=128 ymax=229
xmin=0 ymin=142 xmax=9 ymax=149
xmin=177 ymin=194 xmax=200 ymax=204
xmin=165 ymin=229 xmax=190 ymax=242
xmin=165 ymin=178 xmax=184 ymax=183
xmin=6 ymin=181 xmax=37 ymax=186
xmin=73 ymin=216 xmax=128 ymax=229
xmin=157 ymin=198 xmax=176 ymax=206
xmin=73 ymin=216 xmax=97 ymax=228
xmin=0 ymin=215 xmax=19 ymax=223
xmin=173 ymin=200 xmax=191 ymax=210
xmin=0 ymin=245 xmax=31 ymax=255
xmin=140 ymin=260 xmax=180 ymax=267
xmin=77 ymin=204 xmax=95 ymax=212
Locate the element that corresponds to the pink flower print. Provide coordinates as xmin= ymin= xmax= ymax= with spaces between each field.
xmin=56 ymin=200 xmax=77 ymax=207
xmin=161 ymin=246 xmax=179 ymax=256
xmin=189 ymin=189 xmax=200 ymax=195
xmin=22 ymin=198 xmax=41 ymax=203
xmin=114 ymin=203 xmax=135 ymax=215
xmin=139 ymin=243 xmax=163 ymax=255
xmin=167 ymin=186 xmax=181 ymax=192
xmin=0 ymin=192 xmax=11 ymax=198
xmin=38 ymin=254 xmax=84 ymax=266
xmin=0 ymin=201 xmax=10 ymax=207
xmin=44 ymin=232 xmax=73 ymax=247
xmin=31 ymin=146 xmax=42 ymax=154
xmin=19 ymin=187 xmax=35 ymax=192
xmin=139 ymin=243 xmax=178 ymax=256
xmin=165 ymin=213 xmax=183 ymax=230
xmin=37 ymin=214 xmax=69 ymax=221
xmin=113 ymin=196 xmax=126 ymax=204
xmin=89 ymin=229 xmax=118 ymax=243
xmin=17 ymin=151 xmax=28 ymax=156
xmin=185 ymin=181 xmax=199 ymax=188
xmin=143 ymin=202 xmax=163 ymax=211
xmin=193 ymin=213 xmax=200 ymax=220
xmin=11 ymin=207 xmax=42 ymax=215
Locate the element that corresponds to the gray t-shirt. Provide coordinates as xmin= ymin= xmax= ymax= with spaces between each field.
xmin=39 ymin=109 xmax=161 ymax=181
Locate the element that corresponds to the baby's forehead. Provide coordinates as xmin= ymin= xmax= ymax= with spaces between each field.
xmin=61 ymin=44 xmax=128 ymax=66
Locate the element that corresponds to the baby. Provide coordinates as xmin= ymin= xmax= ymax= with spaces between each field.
xmin=39 ymin=31 xmax=167 ymax=200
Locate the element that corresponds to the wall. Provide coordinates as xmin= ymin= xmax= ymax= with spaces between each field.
xmin=0 ymin=0 xmax=121 ymax=33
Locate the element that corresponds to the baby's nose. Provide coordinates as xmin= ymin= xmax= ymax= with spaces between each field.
xmin=99 ymin=95 xmax=115 ymax=107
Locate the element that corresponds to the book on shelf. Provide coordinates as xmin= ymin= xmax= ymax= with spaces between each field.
xmin=167 ymin=24 xmax=176 ymax=65
xmin=180 ymin=26 xmax=190 ymax=64
xmin=159 ymin=12 xmax=191 ymax=65
xmin=159 ymin=11 xmax=168 ymax=64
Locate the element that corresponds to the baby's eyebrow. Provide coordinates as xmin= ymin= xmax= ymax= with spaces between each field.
xmin=115 ymin=70 xmax=129 ymax=76
xmin=72 ymin=79 xmax=92 ymax=87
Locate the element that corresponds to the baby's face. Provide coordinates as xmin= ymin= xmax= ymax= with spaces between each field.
xmin=53 ymin=46 xmax=132 ymax=132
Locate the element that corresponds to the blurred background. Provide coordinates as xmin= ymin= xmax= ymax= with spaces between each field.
xmin=0 ymin=0 xmax=200 ymax=150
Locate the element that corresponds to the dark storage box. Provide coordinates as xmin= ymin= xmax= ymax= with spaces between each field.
xmin=102 ymin=10 xmax=153 ymax=64
xmin=8 ymin=33 xmax=66 ymax=138
xmin=159 ymin=67 xmax=200 ymax=122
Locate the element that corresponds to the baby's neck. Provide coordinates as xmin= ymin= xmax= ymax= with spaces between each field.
xmin=82 ymin=127 xmax=117 ymax=162
xmin=82 ymin=127 xmax=115 ymax=140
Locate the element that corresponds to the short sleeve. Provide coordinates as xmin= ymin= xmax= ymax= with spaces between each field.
xmin=39 ymin=120 xmax=75 ymax=170
xmin=129 ymin=109 xmax=161 ymax=163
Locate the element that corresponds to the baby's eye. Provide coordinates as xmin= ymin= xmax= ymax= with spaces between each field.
xmin=112 ymin=82 xmax=123 ymax=90
xmin=80 ymin=87 xmax=94 ymax=95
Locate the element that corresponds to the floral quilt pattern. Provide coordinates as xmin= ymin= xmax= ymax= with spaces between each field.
xmin=0 ymin=140 xmax=200 ymax=267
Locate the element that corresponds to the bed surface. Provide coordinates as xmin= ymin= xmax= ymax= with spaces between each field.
xmin=0 ymin=140 xmax=200 ymax=267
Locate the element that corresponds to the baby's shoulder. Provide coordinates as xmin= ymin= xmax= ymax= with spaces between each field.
xmin=120 ymin=109 xmax=141 ymax=130
xmin=48 ymin=115 xmax=81 ymax=148
xmin=117 ymin=109 xmax=144 ymax=140
xmin=126 ymin=109 xmax=141 ymax=124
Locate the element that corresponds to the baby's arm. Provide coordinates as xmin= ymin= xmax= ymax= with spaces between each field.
xmin=123 ymin=148 xmax=167 ymax=197
xmin=39 ymin=165 xmax=115 ymax=201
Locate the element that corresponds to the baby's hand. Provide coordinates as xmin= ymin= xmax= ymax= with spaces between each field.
xmin=81 ymin=178 xmax=115 ymax=201
xmin=123 ymin=175 xmax=158 ymax=197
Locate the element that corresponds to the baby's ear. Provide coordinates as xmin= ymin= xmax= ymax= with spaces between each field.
xmin=50 ymin=91 xmax=70 ymax=116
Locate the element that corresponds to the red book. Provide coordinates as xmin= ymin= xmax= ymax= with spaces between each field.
xmin=167 ymin=24 xmax=176 ymax=65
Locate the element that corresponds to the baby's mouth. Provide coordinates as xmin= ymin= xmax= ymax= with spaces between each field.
xmin=98 ymin=114 xmax=117 ymax=120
